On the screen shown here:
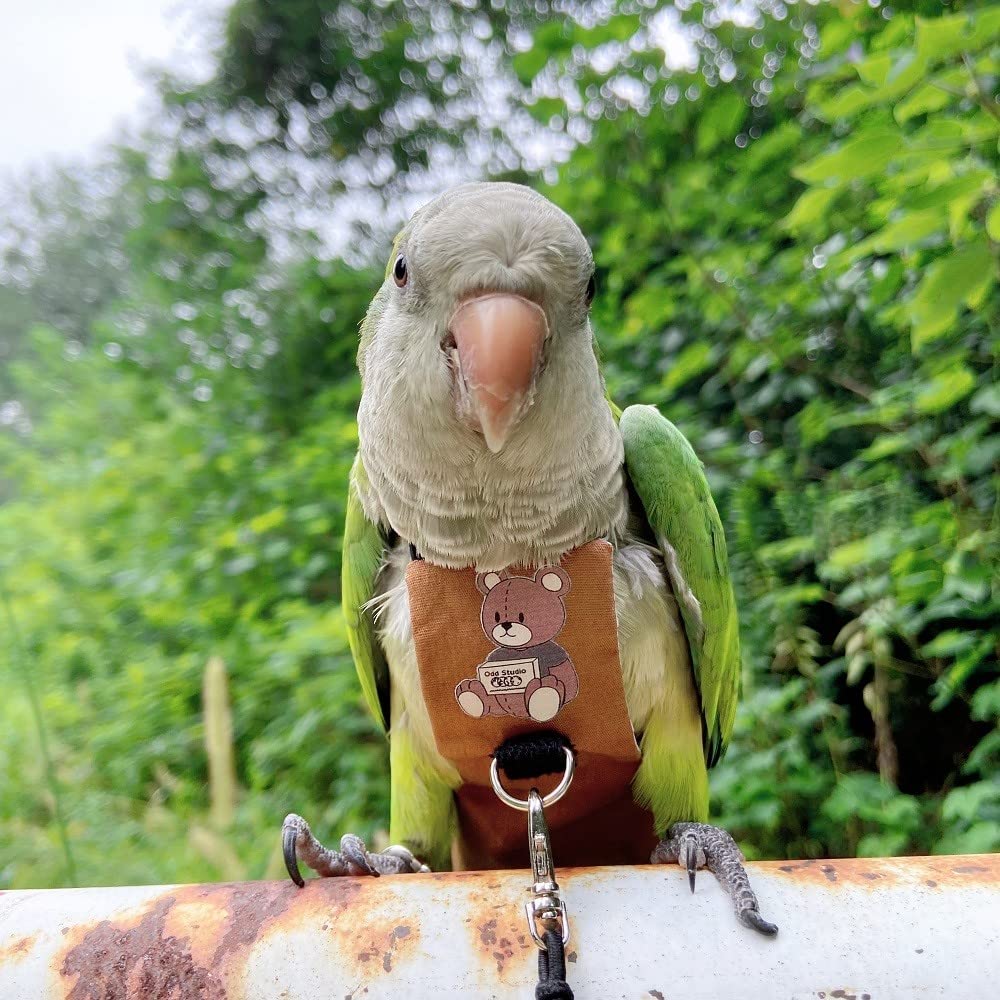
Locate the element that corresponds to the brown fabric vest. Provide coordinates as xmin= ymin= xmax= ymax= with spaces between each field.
xmin=405 ymin=539 xmax=658 ymax=869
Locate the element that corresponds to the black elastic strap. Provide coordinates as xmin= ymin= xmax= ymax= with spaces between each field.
xmin=492 ymin=731 xmax=573 ymax=781
xmin=536 ymin=929 xmax=573 ymax=1000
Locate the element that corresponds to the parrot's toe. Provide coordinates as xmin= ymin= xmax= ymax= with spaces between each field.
xmin=652 ymin=821 xmax=778 ymax=937
xmin=280 ymin=814 xmax=431 ymax=884
xmin=340 ymin=833 xmax=381 ymax=877
xmin=383 ymin=844 xmax=432 ymax=874
xmin=741 ymin=909 xmax=779 ymax=936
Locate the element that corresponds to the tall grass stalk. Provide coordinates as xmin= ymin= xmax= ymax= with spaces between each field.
xmin=203 ymin=655 xmax=238 ymax=829
xmin=1 ymin=584 xmax=77 ymax=886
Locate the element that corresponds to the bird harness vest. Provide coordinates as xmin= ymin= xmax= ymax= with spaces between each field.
xmin=405 ymin=538 xmax=659 ymax=870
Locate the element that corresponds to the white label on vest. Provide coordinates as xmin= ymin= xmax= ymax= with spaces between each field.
xmin=477 ymin=658 xmax=540 ymax=693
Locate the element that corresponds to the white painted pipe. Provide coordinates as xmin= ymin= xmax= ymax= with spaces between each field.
xmin=0 ymin=855 xmax=996 ymax=999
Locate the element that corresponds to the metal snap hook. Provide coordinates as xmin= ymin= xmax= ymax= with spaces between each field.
xmin=524 ymin=788 xmax=571 ymax=948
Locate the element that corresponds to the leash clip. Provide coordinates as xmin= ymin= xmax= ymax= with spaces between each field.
xmin=489 ymin=746 xmax=575 ymax=950
xmin=524 ymin=788 xmax=570 ymax=949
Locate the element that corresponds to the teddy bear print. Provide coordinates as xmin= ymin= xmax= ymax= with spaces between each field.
xmin=455 ymin=566 xmax=580 ymax=722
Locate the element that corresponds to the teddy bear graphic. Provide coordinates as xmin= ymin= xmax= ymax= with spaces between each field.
xmin=455 ymin=566 xmax=580 ymax=722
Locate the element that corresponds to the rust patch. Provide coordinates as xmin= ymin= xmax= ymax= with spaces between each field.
xmin=386 ymin=925 xmax=411 ymax=971
xmin=429 ymin=869 xmax=484 ymax=883
xmin=280 ymin=878 xmax=423 ymax=984
xmin=352 ymin=921 xmax=416 ymax=976
xmin=0 ymin=933 xmax=36 ymax=963
xmin=61 ymin=895 xmax=227 ymax=1000
xmin=765 ymin=854 xmax=1000 ymax=889
xmin=466 ymin=892 xmax=532 ymax=981
xmin=57 ymin=879 xmax=331 ymax=1000
xmin=209 ymin=881 xmax=295 ymax=967
xmin=482 ymin=920 xmax=519 ymax=976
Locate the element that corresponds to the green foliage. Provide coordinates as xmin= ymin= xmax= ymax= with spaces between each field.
xmin=0 ymin=322 xmax=389 ymax=887
xmin=540 ymin=1 xmax=998 ymax=860
xmin=1 ymin=0 xmax=997 ymax=888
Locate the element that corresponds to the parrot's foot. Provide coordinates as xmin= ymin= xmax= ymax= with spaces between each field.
xmin=651 ymin=822 xmax=778 ymax=937
xmin=282 ymin=813 xmax=430 ymax=887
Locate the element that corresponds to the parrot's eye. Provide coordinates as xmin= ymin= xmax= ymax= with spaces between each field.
xmin=393 ymin=254 xmax=408 ymax=287
xmin=585 ymin=273 xmax=596 ymax=306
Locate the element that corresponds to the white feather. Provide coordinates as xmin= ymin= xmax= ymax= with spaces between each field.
xmin=657 ymin=534 xmax=705 ymax=645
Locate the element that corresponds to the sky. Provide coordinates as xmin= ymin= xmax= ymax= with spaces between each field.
xmin=0 ymin=0 xmax=222 ymax=177
xmin=0 ymin=1 xmax=701 ymax=183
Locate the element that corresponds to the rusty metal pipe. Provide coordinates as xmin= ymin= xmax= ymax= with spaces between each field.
xmin=1 ymin=855 xmax=997 ymax=999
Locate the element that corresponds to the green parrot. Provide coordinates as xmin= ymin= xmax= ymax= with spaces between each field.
xmin=283 ymin=182 xmax=776 ymax=935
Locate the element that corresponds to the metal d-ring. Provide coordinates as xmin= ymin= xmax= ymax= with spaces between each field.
xmin=489 ymin=746 xmax=576 ymax=811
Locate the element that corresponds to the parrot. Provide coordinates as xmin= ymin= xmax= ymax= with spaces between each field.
xmin=282 ymin=181 xmax=777 ymax=936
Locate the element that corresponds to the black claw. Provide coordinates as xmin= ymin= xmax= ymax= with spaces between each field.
xmin=741 ymin=910 xmax=779 ymax=937
xmin=342 ymin=836 xmax=380 ymax=877
xmin=684 ymin=832 xmax=698 ymax=893
xmin=282 ymin=824 xmax=305 ymax=888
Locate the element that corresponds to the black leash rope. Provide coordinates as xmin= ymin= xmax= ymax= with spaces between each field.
xmin=536 ymin=928 xmax=573 ymax=1000
xmin=492 ymin=732 xmax=575 ymax=1000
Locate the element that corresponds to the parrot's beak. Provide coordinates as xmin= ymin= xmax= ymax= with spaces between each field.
xmin=446 ymin=293 xmax=548 ymax=453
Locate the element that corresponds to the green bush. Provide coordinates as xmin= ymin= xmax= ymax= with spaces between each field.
xmin=0 ymin=1 xmax=996 ymax=888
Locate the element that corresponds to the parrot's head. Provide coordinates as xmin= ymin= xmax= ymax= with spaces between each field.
xmin=356 ymin=182 xmax=625 ymax=568
xmin=358 ymin=182 xmax=597 ymax=454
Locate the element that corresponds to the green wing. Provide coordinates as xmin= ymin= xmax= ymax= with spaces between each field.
xmin=342 ymin=453 xmax=391 ymax=733
xmin=619 ymin=404 xmax=739 ymax=766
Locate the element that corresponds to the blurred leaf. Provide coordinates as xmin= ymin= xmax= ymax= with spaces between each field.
xmin=914 ymin=366 xmax=976 ymax=414
xmin=848 ymin=209 xmax=943 ymax=258
xmin=908 ymin=238 xmax=995 ymax=351
xmin=987 ymin=201 xmax=1000 ymax=242
xmin=970 ymin=384 xmax=1000 ymax=417
xmin=696 ymin=92 xmax=746 ymax=153
xmin=663 ymin=342 xmax=715 ymax=391
xmin=793 ymin=130 xmax=902 ymax=186
xmin=915 ymin=9 xmax=1000 ymax=63
xmin=783 ymin=187 xmax=840 ymax=233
